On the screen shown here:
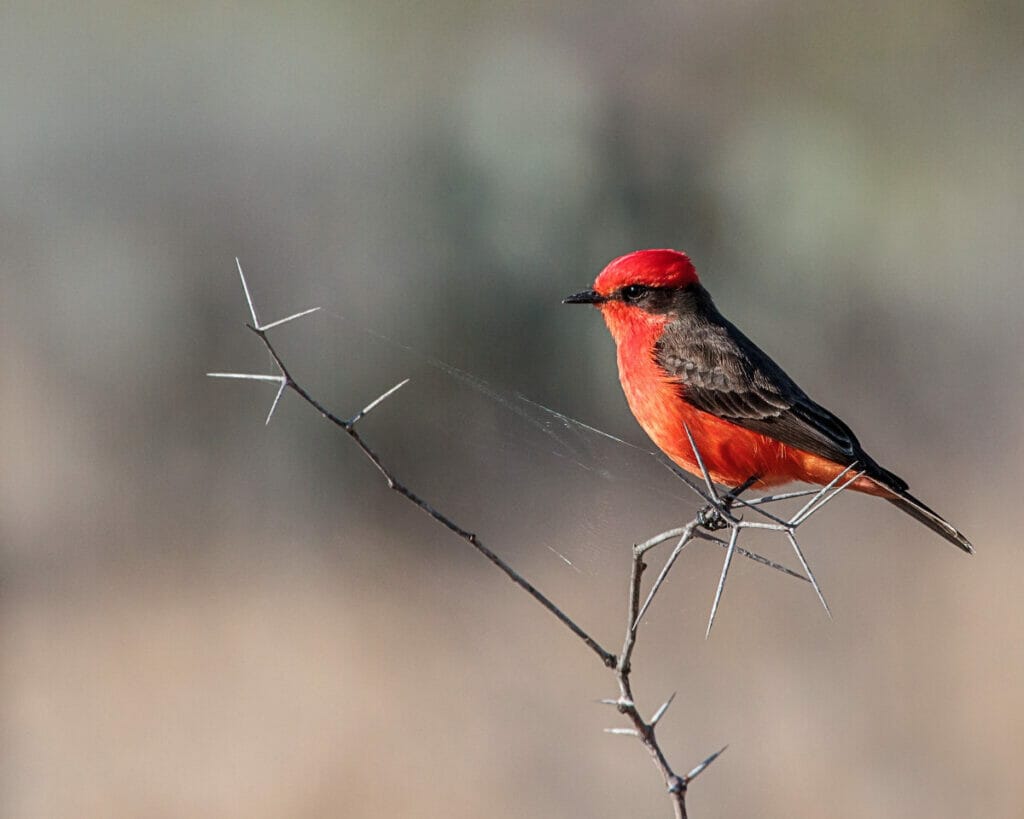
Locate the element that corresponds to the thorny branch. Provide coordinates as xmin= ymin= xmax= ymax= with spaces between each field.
xmin=209 ymin=260 xmax=863 ymax=818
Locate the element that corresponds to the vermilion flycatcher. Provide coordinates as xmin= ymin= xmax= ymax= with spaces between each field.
xmin=565 ymin=248 xmax=972 ymax=553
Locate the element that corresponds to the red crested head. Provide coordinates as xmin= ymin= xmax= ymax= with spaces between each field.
xmin=593 ymin=249 xmax=699 ymax=296
xmin=563 ymin=248 xmax=703 ymax=348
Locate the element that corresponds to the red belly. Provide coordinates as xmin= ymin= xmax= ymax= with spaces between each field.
xmin=617 ymin=345 xmax=888 ymax=497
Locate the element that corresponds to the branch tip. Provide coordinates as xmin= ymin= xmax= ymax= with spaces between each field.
xmin=265 ymin=378 xmax=288 ymax=425
xmin=634 ymin=528 xmax=694 ymax=627
xmin=705 ymin=527 xmax=740 ymax=639
xmin=789 ymin=464 xmax=859 ymax=526
xmin=235 ymin=257 xmax=260 ymax=328
xmin=685 ymin=745 xmax=728 ymax=782
xmin=234 ymin=257 xmax=320 ymax=332
xmin=349 ymin=378 xmax=411 ymax=425
xmin=650 ymin=691 xmax=677 ymax=725
xmin=793 ymin=469 xmax=864 ymax=526
xmin=206 ymin=372 xmax=285 ymax=383
xmin=259 ymin=306 xmax=321 ymax=331
xmin=785 ymin=530 xmax=831 ymax=618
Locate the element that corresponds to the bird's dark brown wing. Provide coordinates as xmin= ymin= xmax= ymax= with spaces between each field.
xmin=654 ymin=289 xmax=907 ymax=491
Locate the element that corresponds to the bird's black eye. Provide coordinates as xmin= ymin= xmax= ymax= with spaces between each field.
xmin=620 ymin=284 xmax=648 ymax=302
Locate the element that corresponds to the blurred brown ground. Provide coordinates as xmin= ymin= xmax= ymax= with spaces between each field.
xmin=1 ymin=2 xmax=1022 ymax=817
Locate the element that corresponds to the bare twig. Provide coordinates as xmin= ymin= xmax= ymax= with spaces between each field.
xmin=246 ymin=328 xmax=618 ymax=666
xmin=620 ymin=538 xmax=689 ymax=813
xmin=211 ymin=263 xmax=617 ymax=664
xmin=211 ymin=260 xmax=859 ymax=818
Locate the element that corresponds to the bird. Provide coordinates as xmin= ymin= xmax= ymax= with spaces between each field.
xmin=564 ymin=248 xmax=973 ymax=554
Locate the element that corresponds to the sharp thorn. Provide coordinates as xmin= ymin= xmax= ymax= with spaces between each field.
xmin=789 ymin=464 xmax=857 ymax=525
xmin=786 ymin=530 xmax=832 ymax=618
xmin=349 ymin=378 xmax=411 ymax=425
xmin=633 ymin=532 xmax=693 ymax=628
xmin=206 ymin=373 xmax=284 ymax=382
xmin=236 ymin=257 xmax=260 ymax=328
xmin=734 ymin=544 xmax=808 ymax=582
xmin=660 ymin=458 xmax=715 ymax=504
xmin=682 ymin=423 xmax=720 ymax=501
xmin=686 ymin=745 xmax=728 ymax=781
xmin=791 ymin=470 xmax=865 ymax=527
xmin=259 ymin=306 xmax=321 ymax=331
xmin=651 ymin=691 xmax=677 ymax=725
xmin=741 ymin=488 xmax=822 ymax=506
xmin=265 ymin=378 xmax=287 ymax=425
xmin=706 ymin=527 xmax=740 ymax=639
xmin=694 ymin=530 xmax=809 ymax=583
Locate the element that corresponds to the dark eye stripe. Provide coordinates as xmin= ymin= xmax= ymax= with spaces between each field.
xmin=616 ymin=284 xmax=689 ymax=313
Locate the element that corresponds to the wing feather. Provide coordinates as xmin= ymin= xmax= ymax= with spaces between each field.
xmin=654 ymin=306 xmax=894 ymax=483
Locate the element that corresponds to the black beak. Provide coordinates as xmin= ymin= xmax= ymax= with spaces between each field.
xmin=563 ymin=289 xmax=606 ymax=305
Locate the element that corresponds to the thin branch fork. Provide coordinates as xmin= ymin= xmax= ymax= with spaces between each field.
xmin=243 ymin=322 xmax=618 ymax=668
xmin=210 ymin=260 xmax=862 ymax=819
xmin=211 ymin=261 xmax=615 ymax=664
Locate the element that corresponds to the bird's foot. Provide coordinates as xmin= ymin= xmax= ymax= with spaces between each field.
xmin=697 ymin=475 xmax=759 ymax=532
xmin=698 ymin=503 xmax=730 ymax=531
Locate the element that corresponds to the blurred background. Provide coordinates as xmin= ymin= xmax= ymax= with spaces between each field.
xmin=2 ymin=2 xmax=1022 ymax=816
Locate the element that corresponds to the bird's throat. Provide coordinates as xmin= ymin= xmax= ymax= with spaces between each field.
xmin=599 ymin=302 xmax=669 ymax=351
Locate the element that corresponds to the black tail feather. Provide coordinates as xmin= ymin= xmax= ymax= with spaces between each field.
xmin=885 ymin=490 xmax=973 ymax=554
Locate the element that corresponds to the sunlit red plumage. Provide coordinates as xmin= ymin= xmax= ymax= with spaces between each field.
xmin=565 ymin=249 xmax=973 ymax=553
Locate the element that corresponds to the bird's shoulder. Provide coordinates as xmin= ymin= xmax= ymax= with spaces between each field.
xmin=653 ymin=291 xmax=865 ymax=463
xmin=654 ymin=301 xmax=797 ymax=415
